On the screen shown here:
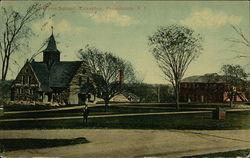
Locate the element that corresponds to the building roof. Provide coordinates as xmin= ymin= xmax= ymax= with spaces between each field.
xmin=30 ymin=62 xmax=51 ymax=92
xmin=49 ymin=61 xmax=82 ymax=87
xmin=43 ymin=34 xmax=59 ymax=52
xmin=30 ymin=61 xmax=82 ymax=91
xmin=181 ymin=73 xmax=225 ymax=83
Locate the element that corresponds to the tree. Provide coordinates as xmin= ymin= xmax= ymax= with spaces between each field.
xmin=221 ymin=64 xmax=248 ymax=107
xmin=0 ymin=80 xmax=12 ymax=105
xmin=126 ymin=83 xmax=174 ymax=103
xmin=226 ymin=25 xmax=250 ymax=59
xmin=78 ymin=45 xmax=136 ymax=110
xmin=0 ymin=2 xmax=50 ymax=81
xmin=148 ymin=25 xmax=203 ymax=109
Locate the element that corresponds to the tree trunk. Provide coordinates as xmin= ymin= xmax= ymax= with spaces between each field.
xmin=104 ymin=99 xmax=109 ymax=112
xmin=175 ymin=83 xmax=180 ymax=110
xmin=1 ymin=58 xmax=6 ymax=81
xmin=3 ymin=55 xmax=10 ymax=81
xmin=1 ymin=56 xmax=10 ymax=81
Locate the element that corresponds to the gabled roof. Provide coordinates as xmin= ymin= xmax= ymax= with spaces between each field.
xmin=182 ymin=73 xmax=225 ymax=83
xmin=49 ymin=61 xmax=82 ymax=87
xmin=30 ymin=61 xmax=82 ymax=91
xmin=30 ymin=62 xmax=51 ymax=92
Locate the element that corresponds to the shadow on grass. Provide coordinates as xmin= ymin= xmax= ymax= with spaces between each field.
xmin=182 ymin=148 xmax=250 ymax=158
xmin=0 ymin=137 xmax=89 ymax=153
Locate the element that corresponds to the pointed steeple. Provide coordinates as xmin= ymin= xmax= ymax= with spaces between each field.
xmin=44 ymin=28 xmax=58 ymax=52
xmin=43 ymin=27 xmax=60 ymax=69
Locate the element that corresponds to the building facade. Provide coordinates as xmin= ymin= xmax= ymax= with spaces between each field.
xmin=11 ymin=33 xmax=95 ymax=105
xmin=180 ymin=73 xmax=248 ymax=103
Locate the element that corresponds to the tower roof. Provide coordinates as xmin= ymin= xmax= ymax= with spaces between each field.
xmin=43 ymin=34 xmax=59 ymax=52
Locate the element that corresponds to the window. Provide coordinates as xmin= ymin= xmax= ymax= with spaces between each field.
xmin=29 ymin=89 xmax=33 ymax=95
xmin=25 ymin=68 xmax=29 ymax=73
xmin=20 ymin=88 xmax=23 ymax=94
xmin=16 ymin=88 xmax=19 ymax=94
xmin=21 ymin=76 xmax=25 ymax=84
xmin=28 ymin=76 xmax=32 ymax=84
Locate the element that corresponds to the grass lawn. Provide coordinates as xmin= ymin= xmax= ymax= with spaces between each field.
xmin=3 ymin=102 xmax=233 ymax=112
xmin=0 ymin=106 xmax=250 ymax=130
xmin=1 ymin=105 xmax=176 ymax=119
xmin=1 ymin=104 xmax=219 ymax=119
xmin=184 ymin=148 xmax=250 ymax=158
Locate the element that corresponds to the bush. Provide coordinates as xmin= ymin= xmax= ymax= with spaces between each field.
xmin=0 ymin=144 xmax=5 ymax=153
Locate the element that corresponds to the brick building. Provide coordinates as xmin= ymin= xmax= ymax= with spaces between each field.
xmin=180 ymin=73 xmax=248 ymax=103
xmin=11 ymin=33 xmax=95 ymax=105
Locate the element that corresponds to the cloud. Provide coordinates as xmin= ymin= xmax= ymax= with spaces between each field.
xmin=180 ymin=8 xmax=242 ymax=28
xmin=32 ymin=19 xmax=85 ymax=33
xmin=87 ymin=10 xmax=136 ymax=26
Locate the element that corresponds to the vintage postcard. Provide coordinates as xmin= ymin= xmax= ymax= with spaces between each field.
xmin=0 ymin=0 xmax=249 ymax=157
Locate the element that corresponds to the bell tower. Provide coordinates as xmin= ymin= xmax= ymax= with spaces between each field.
xmin=43 ymin=26 xmax=60 ymax=69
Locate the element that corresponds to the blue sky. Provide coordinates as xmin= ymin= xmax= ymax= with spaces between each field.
xmin=1 ymin=1 xmax=249 ymax=84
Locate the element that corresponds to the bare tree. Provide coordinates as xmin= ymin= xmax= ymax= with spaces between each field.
xmin=221 ymin=64 xmax=248 ymax=107
xmin=148 ymin=25 xmax=203 ymax=109
xmin=225 ymin=25 xmax=250 ymax=59
xmin=78 ymin=45 xmax=136 ymax=110
xmin=0 ymin=2 xmax=50 ymax=81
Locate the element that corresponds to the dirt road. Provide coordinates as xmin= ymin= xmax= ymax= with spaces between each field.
xmin=1 ymin=129 xmax=250 ymax=158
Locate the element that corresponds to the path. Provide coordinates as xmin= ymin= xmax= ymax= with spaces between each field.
xmin=0 ymin=129 xmax=250 ymax=158
xmin=4 ymin=103 xmax=101 ymax=114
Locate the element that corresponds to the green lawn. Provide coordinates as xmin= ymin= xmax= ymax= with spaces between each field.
xmin=1 ymin=104 xmax=218 ymax=119
xmin=1 ymin=107 xmax=250 ymax=130
xmin=3 ymin=102 xmax=233 ymax=112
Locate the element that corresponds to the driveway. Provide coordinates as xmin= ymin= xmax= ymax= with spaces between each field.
xmin=0 ymin=129 xmax=250 ymax=158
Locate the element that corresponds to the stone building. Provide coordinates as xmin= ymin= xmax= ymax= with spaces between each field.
xmin=11 ymin=33 xmax=95 ymax=105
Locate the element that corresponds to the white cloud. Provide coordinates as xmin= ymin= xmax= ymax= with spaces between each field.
xmin=32 ymin=19 xmax=85 ymax=33
xmin=180 ymin=8 xmax=242 ymax=28
xmin=87 ymin=10 xmax=136 ymax=26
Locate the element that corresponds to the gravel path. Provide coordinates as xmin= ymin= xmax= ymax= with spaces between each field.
xmin=0 ymin=129 xmax=250 ymax=158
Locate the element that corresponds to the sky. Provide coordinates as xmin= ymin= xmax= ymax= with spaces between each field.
xmin=1 ymin=1 xmax=249 ymax=84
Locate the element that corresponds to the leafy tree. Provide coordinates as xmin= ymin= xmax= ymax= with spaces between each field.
xmin=148 ymin=25 xmax=203 ymax=109
xmin=0 ymin=2 xmax=50 ymax=81
xmin=78 ymin=45 xmax=136 ymax=110
xmin=221 ymin=64 xmax=248 ymax=107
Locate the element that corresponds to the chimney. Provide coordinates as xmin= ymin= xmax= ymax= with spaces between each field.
xmin=119 ymin=69 xmax=124 ymax=90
